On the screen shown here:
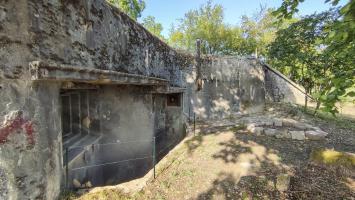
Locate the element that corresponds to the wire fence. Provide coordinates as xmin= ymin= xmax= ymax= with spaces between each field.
xmin=64 ymin=131 xmax=190 ymax=190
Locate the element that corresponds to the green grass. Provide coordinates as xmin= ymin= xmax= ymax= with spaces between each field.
xmin=229 ymin=124 xmax=247 ymax=132
xmin=288 ymin=103 xmax=355 ymax=130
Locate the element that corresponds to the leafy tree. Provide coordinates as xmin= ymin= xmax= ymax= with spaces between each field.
xmin=142 ymin=16 xmax=164 ymax=39
xmin=240 ymin=6 xmax=294 ymax=58
xmin=272 ymin=0 xmax=355 ymax=114
xmin=168 ymin=0 xmax=244 ymax=54
xmin=107 ymin=0 xmax=145 ymax=20
xmin=269 ymin=10 xmax=335 ymax=104
xmin=168 ymin=2 xmax=288 ymax=56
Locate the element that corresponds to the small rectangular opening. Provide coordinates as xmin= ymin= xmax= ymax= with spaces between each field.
xmin=167 ymin=93 xmax=181 ymax=107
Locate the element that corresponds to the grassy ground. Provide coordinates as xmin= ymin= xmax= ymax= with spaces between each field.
xmin=64 ymin=104 xmax=355 ymax=200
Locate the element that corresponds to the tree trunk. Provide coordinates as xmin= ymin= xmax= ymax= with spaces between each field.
xmin=313 ymin=100 xmax=321 ymax=116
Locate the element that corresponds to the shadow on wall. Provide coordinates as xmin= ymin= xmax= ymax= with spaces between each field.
xmin=188 ymin=57 xmax=265 ymax=119
xmin=264 ymin=67 xmax=306 ymax=106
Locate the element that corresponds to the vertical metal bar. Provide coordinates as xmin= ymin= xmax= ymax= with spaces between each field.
xmin=65 ymin=147 xmax=69 ymax=189
xmin=86 ymin=91 xmax=90 ymax=135
xmin=152 ymin=136 xmax=156 ymax=179
xmin=193 ymin=113 xmax=196 ymax=136
xmin=98 ymin=90 xmax=102 ymax=136
xmin=78 ymin=93 xmax=82 ymax=135
xmin=188 ymin=106 xmax=191 ymax=123
xmin=69 ymin=95 xmax=72 ymax=134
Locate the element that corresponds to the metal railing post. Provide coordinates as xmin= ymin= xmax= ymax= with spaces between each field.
xmin=65 ymin=147 xmax=69 ymax=189
xmin=152 ymin=137 xmax=156 ymax=179
xmin=193 ymin=113 xmax=196 ymax=136
xmin=188 ymin=106 xmax=191 ymax=123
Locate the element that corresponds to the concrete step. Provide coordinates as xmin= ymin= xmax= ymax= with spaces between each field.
xmin=63 ymin=134 xmax=102 ymax=167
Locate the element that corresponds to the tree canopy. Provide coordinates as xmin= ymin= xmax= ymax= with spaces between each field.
xmin=167 ymin=1 xmax=284 ymax=57
xmin=141 ymin=16 xmax=164 ymax=39
xmin=107 ymin=0 xmax=145 ymax=20
xmin=272 ymin=0 xmax=355 ymax=114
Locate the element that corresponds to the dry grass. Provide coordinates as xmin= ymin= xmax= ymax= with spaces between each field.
xmin=61 ymin=188 xmax=132 ymax=200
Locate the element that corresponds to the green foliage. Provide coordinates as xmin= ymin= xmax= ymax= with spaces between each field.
xmin=142 ymin=15 xmax=164 ymax=39
xmin=240 ymin=6 xmax=296 ymax=57
xmin=272 ymin=0 xmax=355 ymax=115
xmin=107 ymin=0 xmax=145 ymax=20
xmin=168 ymin=0 xmax=229 ymax=54
xmin=269 ymin=10 xmax=338 ymax=86
xmin=168 ymin=1 xmax=283 ymax=56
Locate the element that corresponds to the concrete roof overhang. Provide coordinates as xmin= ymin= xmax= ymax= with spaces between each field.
xmin=29 ymin=61 xmax=169 ymax=86
xmin=152 ymin=86 xmax=186 ymax=94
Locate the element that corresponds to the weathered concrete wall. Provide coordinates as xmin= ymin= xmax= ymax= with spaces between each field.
xmin=264 ymin=65 xmax=307 ymax=105
xmin=0 ymin=81 xmax=62 ymax=200
xmin=183 ymin=57 xmax=265 ymax=119
xmin=0 ymin=0 xmax=190 ymax=198
xmin=29 ymin=0 xmax=192 ymax=84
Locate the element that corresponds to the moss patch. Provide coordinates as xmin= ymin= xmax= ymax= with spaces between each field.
xmin=229 ymin=124 xmax=246 ymax=132
xmin=310 ymin=149 xmax=355 ymax=169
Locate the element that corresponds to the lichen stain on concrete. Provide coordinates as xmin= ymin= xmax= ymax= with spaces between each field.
xmin=0 ymin=111 xmax=35 ymax=146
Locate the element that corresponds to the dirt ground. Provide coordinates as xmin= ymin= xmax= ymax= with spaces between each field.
xmin=67 ymin=103 xmax=355 ymax=200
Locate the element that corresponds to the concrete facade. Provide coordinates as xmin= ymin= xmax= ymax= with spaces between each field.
xmin=264 ymin=64 xmax=308 ymax=105
xmin=184 ymin=56 xmax=265 ymax=119
xmin=0 ymin=0 xmax=265 ymax=199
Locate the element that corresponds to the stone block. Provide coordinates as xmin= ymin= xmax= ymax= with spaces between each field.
xmin=251 ymin=127 xmax=264 ymax=136
xmin=290 ymin=131 xmax=305 ymax=140
xmin=275 ymin=130 xmax=291 ymax=139
xmin=254 ymin=121 xmax=265 ymax=126
xmin=304 ymin=123 xmax=314 ymax=129
xmin=264 ymin=120 xmax=273 ymax=126
xmin=282 ymin=118 xmax=298 ymax=127
xmin=311 ymin=126 xmax=321 ymax=131
xmin=305 ymin=130 xmax=328 ymax=140
xmin=265 ymin=129 xmax=277 ymax=136
xmin=246 ymin=123 xmax=256 ymax=132
xmin=273 ymin=120 xmax=283 ymax=127
xmin=293 ymin=123 xmax=311 ymax=130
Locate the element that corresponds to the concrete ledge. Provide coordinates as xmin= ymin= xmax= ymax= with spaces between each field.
xmin=152 ymin=86 xmax=186 ymax=94
xmin=29 ymin=61 xmax=169 ymax=86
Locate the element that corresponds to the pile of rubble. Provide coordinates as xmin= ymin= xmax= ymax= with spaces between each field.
xmin=242 ymin=117 xmax=328 ymax=141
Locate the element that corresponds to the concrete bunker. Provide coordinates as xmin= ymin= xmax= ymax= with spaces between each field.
xmin=0 ymin=1 xmax=268 ymax=198
xmin=30 ymin=61 xmax=186 ymax=188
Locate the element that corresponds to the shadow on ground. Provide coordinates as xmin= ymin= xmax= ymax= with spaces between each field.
xmin=196 ymin=126 xmax=355 ymax=199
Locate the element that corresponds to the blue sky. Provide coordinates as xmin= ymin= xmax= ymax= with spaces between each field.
xmin=139 ymin=0 xmax=348 ymax=37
